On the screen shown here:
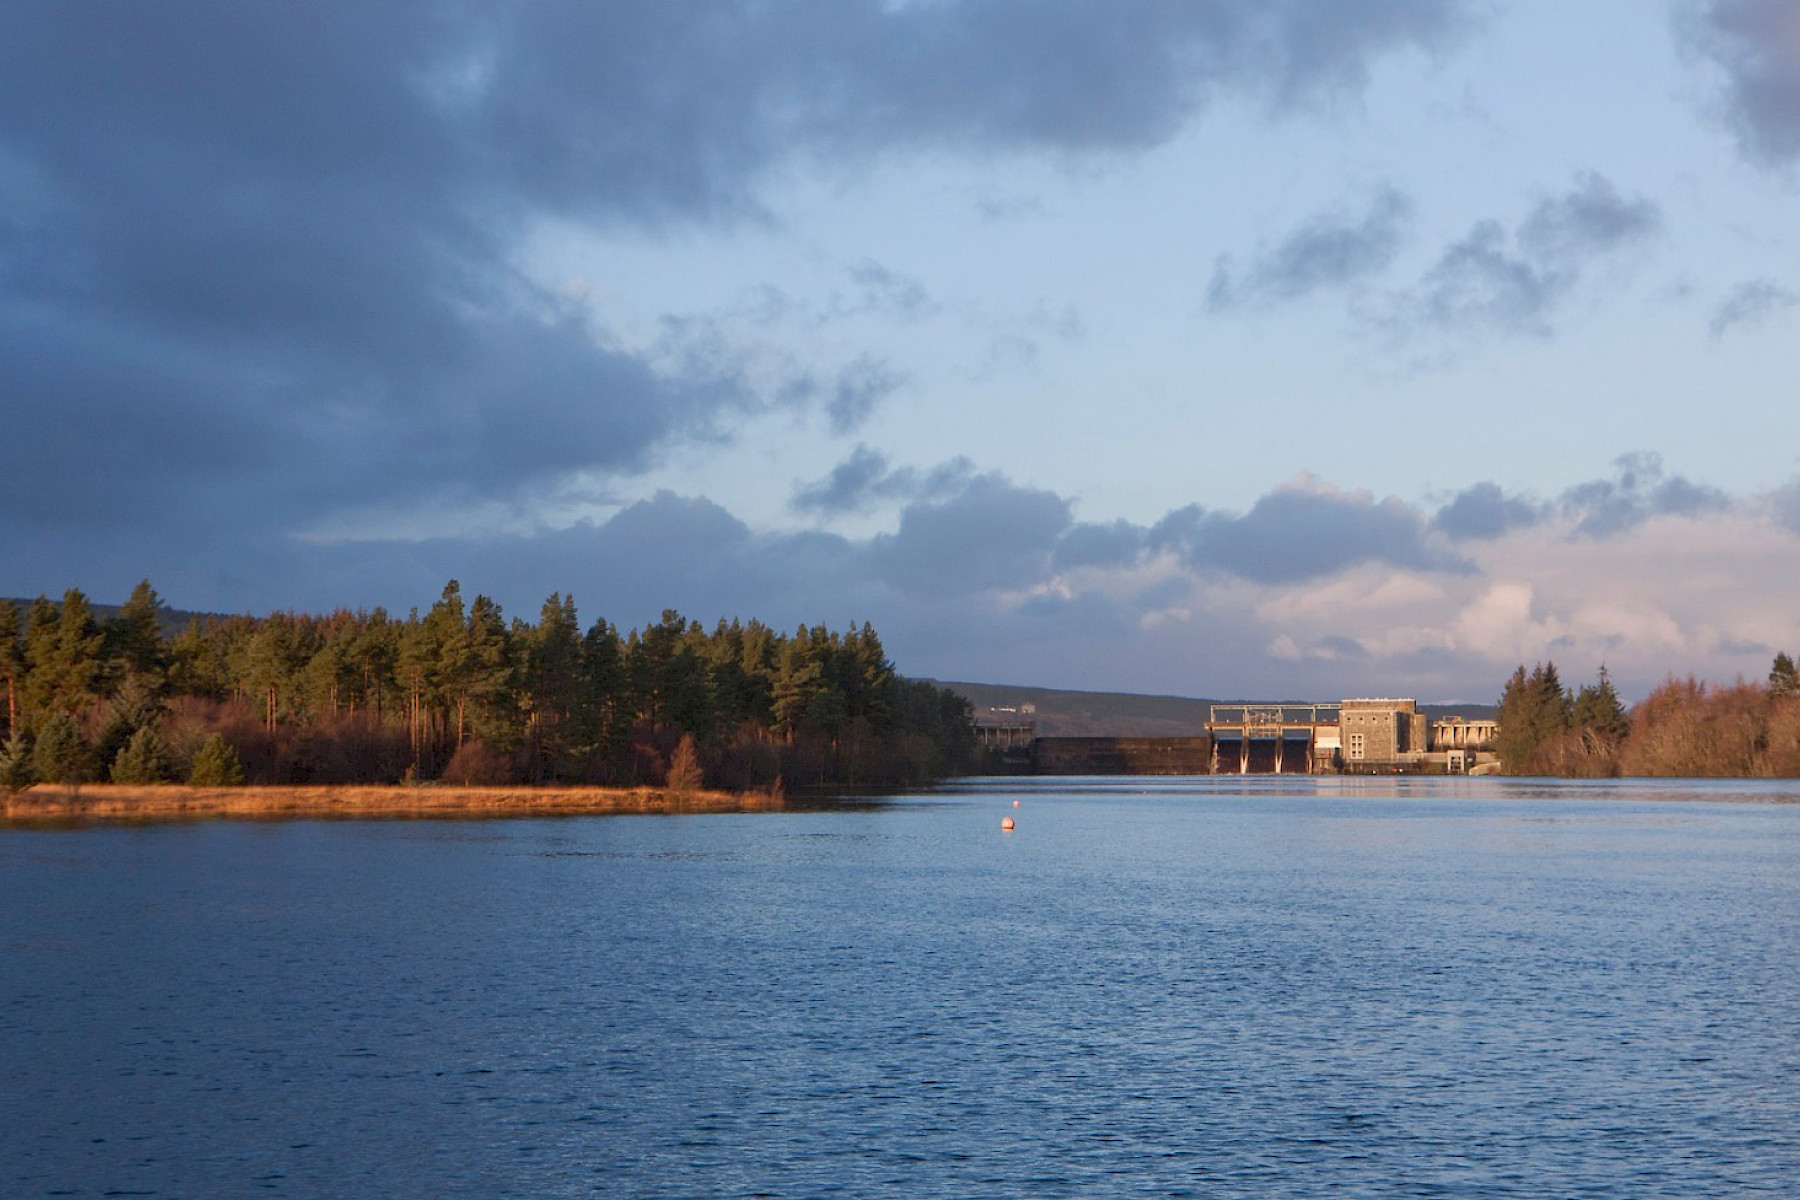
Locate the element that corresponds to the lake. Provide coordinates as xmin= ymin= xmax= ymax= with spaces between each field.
xmin=4 ymin=776 xmax=1799 ymax=1197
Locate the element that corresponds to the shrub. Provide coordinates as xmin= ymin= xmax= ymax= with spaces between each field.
xmin=666 ymin=733 xmax=704 ymax=795
xmin=442 ymin=739 xmax=508 ymax=785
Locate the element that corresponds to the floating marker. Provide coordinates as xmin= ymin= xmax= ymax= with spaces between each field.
xmin=1012 ymin=799 xmax=1020 ymax=808
xmin=1001 ymin=816 xmax=1015 ymax=831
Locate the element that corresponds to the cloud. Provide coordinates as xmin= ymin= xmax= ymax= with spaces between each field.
xmin=1053 ymin=520 xmax=1149 ymax=571
xmin=0 ymin=1 xmax=1474 ymax=559
xmin=1433 ymin=482 xmax=1545 ymax=540
xmin=1709 ymin=277 xmax=1798 ymax=337
xmin=1149 ymin=478 xmax=1471 ymax=584
xmin=31 ymin=454 xmax=1793 ymax=706
xmin=1769 ymin=480 xmax=1800 ymax=535
xmin=1684 ymin=0 xmax=1800 ymax=164
xmin=1559 ymin=452 xmax=1730 ymax=538
xmin=871 ymin=475 xmax=1074 ymax=597
xmin=842 ymin=260 xmax=940 ymax=323
xmin=1207 ymin=186 xmax=1413 ymax=309
xmin=791 ymin=447 xmax=977 ymax=517
xmin=1386 ymin=174 xmax=1660 ymax=340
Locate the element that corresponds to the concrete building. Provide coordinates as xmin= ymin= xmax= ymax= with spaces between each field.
xmin=1206 ymin=698 xmax=1498 ymax=775
xmin=1339 ymin=698 xmax=1427 ymax=770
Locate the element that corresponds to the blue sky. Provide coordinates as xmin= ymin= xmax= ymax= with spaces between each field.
xmin=4 ymin=0 xmax=1798 ymax=702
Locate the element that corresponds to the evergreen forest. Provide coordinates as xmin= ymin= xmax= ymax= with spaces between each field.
xmin=0 ymin=581 xmax=977 ymax=791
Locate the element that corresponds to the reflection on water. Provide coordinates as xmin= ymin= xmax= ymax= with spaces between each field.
xmin=3 ymin=778 xmax=1798 ymax=1198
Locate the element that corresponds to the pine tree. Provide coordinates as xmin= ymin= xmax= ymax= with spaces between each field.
xmin=188 ymin=734 xmax=247 ymax=786
xmin=1770 ymin=652 xmax=1799 ymax=700
xmin=579 ymin=618 xmax=631 ymax=781
xmin=1495 ymin=662 xmax=1572 ymax=774
xmin=0 ymin=600 xmax=22 ymax=736
xmin=24 ymin=591 xmax=105 ymax=718
xmin=1571 ymin=665 xmax=1631 ymax=741
xmin=107 ymin=579 xmax=169 ymax=689
xmin=458 ymin=593 xmax=515 ymax=748
xmin=523 ymin=594 xmax=582 ymax=781
xmin=111 ymin=724 xmax=176 ymax=785
xmin=0 ymin=729 xmax=35 ymax=793
xmin=33 ymin=713 xmax=91 ymax=789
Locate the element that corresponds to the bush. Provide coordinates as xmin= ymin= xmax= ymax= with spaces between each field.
xmin=188 ymin=734 xmax=247 ymax=786
xmin=442 ymin=739 xmax=508 ymax=785
xmin=666 ymin=733 xmax=704 ymax=794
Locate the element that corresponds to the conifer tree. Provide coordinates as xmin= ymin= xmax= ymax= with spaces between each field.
xmin=1495 ymin=661 xmax=1572 ymax=774
xmin=1571 ymin=665 xmax=1631 ymax=741
xmin=0 ymin=729 xmax=35 ymax=793
xmin=523 ymin=594 xmax=582 ymax=780
xmin=0 ymin=600 xmax=22 ymax=736
xmin=189 ymin=734 xmax=247 ymax=786
xmin=111 ymin=724 xmax=176 ymax=785
xmin=33 ymin=713 xmax=91 ymax=789
xmin=107 ymin=579 xmax=169 ymax=689
xmin=579 ymin=618 xmax=631 ymax=781
xmin=24 ymin=591 xmax=105 ymax=718
xmin=1770 ymin=652 xmax=1799 ymax=700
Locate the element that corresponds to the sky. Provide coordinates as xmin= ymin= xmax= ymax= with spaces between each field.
xmin=3 ymin=0 xmax=1799 ymax=703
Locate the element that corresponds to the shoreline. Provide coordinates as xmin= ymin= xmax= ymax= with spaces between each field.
xmin=1 ymin=782 xmax=783 ymax=824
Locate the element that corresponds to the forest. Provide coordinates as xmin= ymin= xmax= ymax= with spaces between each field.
xmin=0 ymin=581 xmax=978 ymax=792
xmin=1495 ymin=655 xmax=1800 ymax=777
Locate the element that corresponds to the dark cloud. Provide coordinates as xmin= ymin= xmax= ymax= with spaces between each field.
xmin=1389 ymin=174 xmax=1660 ymax=339
xmin=1561 ymin=452 xmax=1730 ymax=538
xmin=1207 ymin=187 xmax=1413 ymax=310
xmin=1432 ymin=482 xmax=1545 ymax=540
xmin=0 ymin=0 xmax=1472 ymax=569
xmin=1148 ymin=486 xmax=1470 ymax=584
xmin=1053 ymin=521 xmax=1149 ymax=571
xmin=826 ymin=355 xmax=908 ymax=434
xmin=1685 ymin=0 xmax=1800 ymax=164
xmin=791 ymin=448 xmax=976 ymax=516
xmin=872 ymin=475 xmax=1074 ymax=597
xmin=1709 ymin=278 xmax=1798 ymax=337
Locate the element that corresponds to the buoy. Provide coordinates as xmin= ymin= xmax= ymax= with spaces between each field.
xmin=1012 ymin=799 xmax=1020 ymax=808
xmin=1001 ymin=816 xmax=1015 ymax=831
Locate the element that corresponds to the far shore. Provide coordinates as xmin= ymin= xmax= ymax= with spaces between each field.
xmin=2 ymin=782 xmax=783 ymax=823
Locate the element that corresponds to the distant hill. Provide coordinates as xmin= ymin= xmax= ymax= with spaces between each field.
xmin=936 ymin=680 xmax=1495 ymax=738
xmin=934 ymin=681 xmax=1218 ymax=738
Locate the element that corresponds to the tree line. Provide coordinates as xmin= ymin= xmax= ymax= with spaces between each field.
xmin=0 ymin=581 xmax=977 ymax=791
xmin=1495 ymin=654 xmax=1800 ymax=777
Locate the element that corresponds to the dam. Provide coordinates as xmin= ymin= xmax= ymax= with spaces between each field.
xmin=974 ymin=697 xmax=1498 ymax=775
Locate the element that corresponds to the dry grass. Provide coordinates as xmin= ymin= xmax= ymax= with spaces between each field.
xmin=2 ymin=782 xmax=783 ymax=823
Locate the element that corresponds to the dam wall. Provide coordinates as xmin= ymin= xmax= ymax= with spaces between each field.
xmin=1029 ymin=736 xmax=1213 ymax=776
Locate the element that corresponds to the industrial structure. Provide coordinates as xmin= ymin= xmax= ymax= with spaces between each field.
xmin=972 ymin=695 xmax=1498 ymax=775
xmin=1205 ymin=698 xmax=1497 ymax=774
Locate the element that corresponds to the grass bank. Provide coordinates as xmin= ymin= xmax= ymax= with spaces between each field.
xmin=1 ymin=782 xmax=782 ymax=823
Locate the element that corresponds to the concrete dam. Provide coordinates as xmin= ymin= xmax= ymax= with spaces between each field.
xmin=975 ymin=698 xmax=1498 ymax=775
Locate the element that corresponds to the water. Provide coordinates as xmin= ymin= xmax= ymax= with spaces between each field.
xmin=4 ymin=776 xmax=1799 ymax=1197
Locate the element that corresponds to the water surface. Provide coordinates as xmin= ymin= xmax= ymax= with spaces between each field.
xmin=4 ymin=776 xmax=1798 ymax=1197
